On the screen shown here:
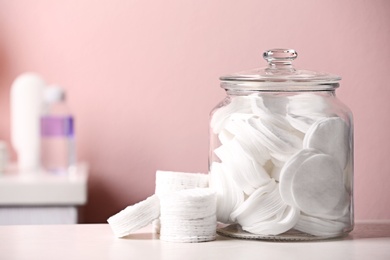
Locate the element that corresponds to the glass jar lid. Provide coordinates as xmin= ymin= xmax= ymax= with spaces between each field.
xmin=220 ymin=49 xmax=341 ymax=91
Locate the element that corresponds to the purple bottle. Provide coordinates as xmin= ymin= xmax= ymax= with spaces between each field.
xmin=40 ymin=86 xmax=76 ymax=174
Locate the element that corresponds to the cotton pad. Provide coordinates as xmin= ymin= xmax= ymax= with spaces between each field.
xmin=303 ymin=117 xmax=350 ymax=169
xmin=291 ymin=153 xmax=349 ymax=219
xmin=279 ymin=149 xmax=349 ymax=219
xmin=242 ymin=204 xmax=300 ymax=236
xmin=210 ymin=96 xmax=252 ymax=134
xmin=285 ymin=93 xmax=336 ymax=133
xmin=214 ymin=138 xmax=270 ymax=195
xmin=159 ymin=188 xmax=217 ymax=243
xmin=248 ymin=117 xmax=303 ymax=163
xmin=279 ymin=149 xmax=319 ymax=207
xmin=218 ymin=129 xmax=234 ymax=145
xmin=286 ymin=114 xmax=323 ymax=133
xmin=154 ymin=170 xmax=210 ymax=234
xmin=155 ymin=170 xmax=209 ymax=197
xmin=107 ymin=195 xmax=160 ymax=238
xmin=230 ymin=180 xmax=300 ymax=235
xmin=287 ymin=93 xmax=328 ymax=114
xmin=223 ymin=116 xmax=270 ymax=165
xmin=294 ymin=213 xmax=350 ymax=237
xmin=250 ymin=93 xmax=289 ymax=127
xmin=230 ymin=180 xmax=278 ymax=223
xmin=209 ymin=162 xmax=244 ymax=224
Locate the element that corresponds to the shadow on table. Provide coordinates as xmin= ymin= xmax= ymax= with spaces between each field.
xmin=119 ymin=222 xmax=390 ymax=241
xmin=122 ymin=232 xmax=160 ymax=240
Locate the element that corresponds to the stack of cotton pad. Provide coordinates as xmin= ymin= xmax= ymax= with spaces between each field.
xmin=107 ymin=171 xmax=216 ymax=242
xmin=159 ymin=188 xmax=217 ymax=243
xmin=154 ymin=170 xmax=210 ymax=233
xmin=209 ymin=92 xmax=352 ymax=237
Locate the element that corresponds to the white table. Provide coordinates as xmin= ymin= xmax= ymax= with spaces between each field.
xmin=0 ymin=220 xmax=389 ymax=259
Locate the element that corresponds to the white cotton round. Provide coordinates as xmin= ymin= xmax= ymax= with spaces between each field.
xmin=291 ymin=153 xmax=349 ymax=219
xmin=294 ymin=213 xmax=350 ymax=237
xmin=155 ymin=170 xmax=209 ymax=197
xmin=279 ymin=149 xmax=319 ymax=207
xmin=303 ymin=117 xmax=350 ymax=169
xmin=279 ymin=149 xmax=349 ymax=219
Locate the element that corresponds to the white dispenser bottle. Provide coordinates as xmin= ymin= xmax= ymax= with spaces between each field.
xmin=10 ymin=73 xmax=46 ymax=171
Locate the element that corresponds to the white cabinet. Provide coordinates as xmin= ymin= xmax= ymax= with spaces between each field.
xmin=0 ymin=163 xmax=88 ymax=225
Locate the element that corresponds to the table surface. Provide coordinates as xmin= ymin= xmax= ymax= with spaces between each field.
xmin=0 ymin=220 xmax=389 ymax=260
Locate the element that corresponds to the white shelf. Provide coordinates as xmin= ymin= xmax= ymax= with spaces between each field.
xmin=0 ymin=163 xmax=88 ymax=206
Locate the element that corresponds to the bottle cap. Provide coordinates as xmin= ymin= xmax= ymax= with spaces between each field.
xmin=44 ymin=86 xmax=66 ymax=103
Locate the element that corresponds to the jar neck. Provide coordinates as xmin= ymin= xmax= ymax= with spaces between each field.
xmin=221 ymin=81 xmax=339 ymax=93
xmin=225 ymin=89 xmax=336 ymax=97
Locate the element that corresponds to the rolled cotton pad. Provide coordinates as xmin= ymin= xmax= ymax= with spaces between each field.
xmin=291 ymin=153 xmax=348 ymax=219
xmin=107 ymin=195 xmax=160 ymax=238
xmin=303 ymin=117 xmax=350 ymax=169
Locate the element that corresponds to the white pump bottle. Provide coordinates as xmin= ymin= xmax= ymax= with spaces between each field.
xmin=10 ymin=73 xmax=46 ymax=171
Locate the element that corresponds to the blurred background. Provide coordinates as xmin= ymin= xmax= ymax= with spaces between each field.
xmin=0 ymin=0 xmax=389 ymax=223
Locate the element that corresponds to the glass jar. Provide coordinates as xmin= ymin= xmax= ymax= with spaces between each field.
xmin=209 ymin=49 xmax=353 ymax=241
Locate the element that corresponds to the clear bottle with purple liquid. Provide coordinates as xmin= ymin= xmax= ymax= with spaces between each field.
xmin=40 ymin=86 xmax=76 ymax=174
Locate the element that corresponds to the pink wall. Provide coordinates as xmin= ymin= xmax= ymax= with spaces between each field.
xmin=0 ymin=0 xmax=389 ymax=222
